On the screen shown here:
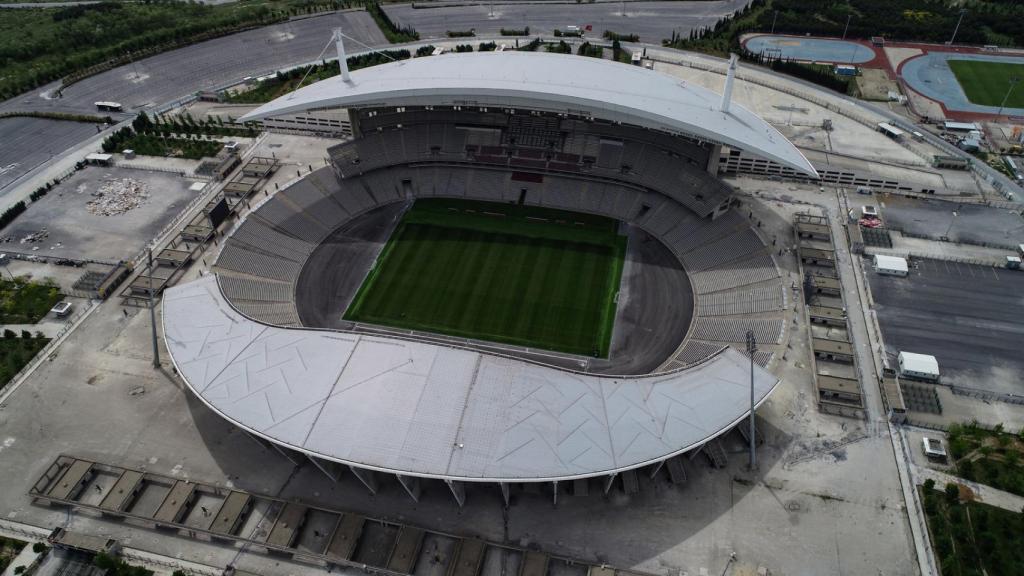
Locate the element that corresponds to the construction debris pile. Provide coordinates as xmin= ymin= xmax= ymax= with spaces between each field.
xmin=19 ymin=229 xmax=49 ymax=244
xmin=87 ymin=177 xmax=150 ymax=216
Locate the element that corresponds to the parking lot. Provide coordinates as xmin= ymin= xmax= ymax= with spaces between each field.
xmin=869 ymin=257 xmax=1024 ymax=396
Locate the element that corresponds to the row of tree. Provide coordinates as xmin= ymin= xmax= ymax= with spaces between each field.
xmin=366 ymin=2 xmax=419 ymax=43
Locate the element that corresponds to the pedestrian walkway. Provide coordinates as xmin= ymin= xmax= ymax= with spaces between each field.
xmin=917 ymin=466 xmax=1024 ymax=513
xmin=0 ymin=322 xmax=64 ymax=339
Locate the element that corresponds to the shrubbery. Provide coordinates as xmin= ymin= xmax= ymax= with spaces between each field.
xmin=366 ymin=2 xmax=418 ymax=43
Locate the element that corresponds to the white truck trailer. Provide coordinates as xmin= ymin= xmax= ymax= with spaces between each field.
xmin=874 ymin=254 xmax=909 ymax=276
xmin=898 ymin=351 xmax=940 ymax=382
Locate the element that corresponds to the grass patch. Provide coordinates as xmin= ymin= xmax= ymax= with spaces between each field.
xmin=0 ymin=277 xmax=62 ymax=324
xmin=921 ymin=480 xmax=1024 ymax=576
xmin=0 ymin=537 xmax=27 ymax=573
xmin=0 ymin=335 xmax=51 ymax=387
xmin=947 ymin=422 xmax=1024 ymax=497
xmin=344 ymin=198 xmax=626 ymax=357
xmin=948 ymin=59 xmax=1024 ymax=108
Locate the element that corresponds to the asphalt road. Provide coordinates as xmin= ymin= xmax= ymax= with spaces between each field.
xmin=869 ymin=257 xmax=1024 ymax=396
xmin=0 ymin=11 xmax=387 ymax=118
xmin=881 ymin=194 xmax=1024 ymax=248
xmin=0 ymin=2 xmax=750 ymax=199
xmin=383 ymin=0 xmax=749 ymax=43
xmin=0 ymin=116 xmax=102 ymax=191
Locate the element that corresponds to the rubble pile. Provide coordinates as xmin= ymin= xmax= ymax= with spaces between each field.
xmin=87 ymin=177 xmax=150 ymax=216
xmin=20 ymin=229 xmax=49 ymax=244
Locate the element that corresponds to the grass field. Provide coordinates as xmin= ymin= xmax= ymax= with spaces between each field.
xmin=344 ymin=199 xmax=627 ymax=357
xmin=948 ymin=59 xmax=1024 ymax=108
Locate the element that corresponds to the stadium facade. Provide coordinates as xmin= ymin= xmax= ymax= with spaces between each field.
xmin=163 ymin=51 xmax=815 ymax=506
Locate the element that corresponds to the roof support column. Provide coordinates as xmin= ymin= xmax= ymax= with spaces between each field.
xmin=706 ymin=144 xmax=722 ymax=175
xmin=349 ymin=466 xmax=378 ymax=495
xmin=648 ymin=460 xmax=665 ymax=480
xmin=551 ymin=481 xmax=558 ymax=507
xmin=309 ymin=456 xmax=343 ymax=482
xmin=396 ymin=475 xmax=421 ymax=503
xmin=499 ymin=483 xmax=510 ymax=508
xmin=240 ymin=429 xmax=272 ymax=451
xmin=603 ymin=473 xmax=618 ymax=495
xmin=269 ymin=441 xmax=303 ymax=466
xmin=446 ymin=480 xmax=466 ymax=508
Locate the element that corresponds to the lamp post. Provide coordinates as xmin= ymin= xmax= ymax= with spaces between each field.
xmin=746 ymin=330 xmax=757 ymax=471
xmin=942 ymin=206 xmax=960 ymax=241
xmin=148 ymin=248 xmax=160 ymax=368
xmin=842 ymin=14 xmax=851 ymax=40
xmin=770 ymin=10 xmax=778 ymax=34
xmin=998 ymin=76 xmax=1020 ymax=118
xmin=949 ymin=9 xmax=966 ymax=45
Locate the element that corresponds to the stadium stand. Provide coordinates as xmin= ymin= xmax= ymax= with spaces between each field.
xmin=328 ymin=109 xmax=734 ymax=219
xmin=215 ymin=158 xmax=786 ymax=371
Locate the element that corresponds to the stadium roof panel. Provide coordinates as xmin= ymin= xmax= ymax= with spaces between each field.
xmin=164 ymin=275 xmax=780 ymax=482
xmin=240 ymin=51 xmax=817 ymax=177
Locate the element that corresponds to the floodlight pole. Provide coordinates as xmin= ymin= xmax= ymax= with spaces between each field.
xmin=949 ymin=9 xmax=966 ymax=45
xmin=720 ymin=53 xmax=738 ymax=114
xmin=334 ymin=28 xmax=351 ymax=83
xmin=148 ymin=248 xmax=160 ymax=368
xmin=998 ymin=77 xmax=1020 ymax=117
xmin=770 ymin=10 xmax=778 ymax=34
xmin=842 ymin=15 xmax=851 ymax=40
xmin=746 ymin=330 xmax=757 ymax=471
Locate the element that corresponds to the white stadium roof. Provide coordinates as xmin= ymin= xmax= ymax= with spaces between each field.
xmin=164 ymin=275 xmax=780 ymax=482
xmin=240 ymin=51 xmax=817 ymax=177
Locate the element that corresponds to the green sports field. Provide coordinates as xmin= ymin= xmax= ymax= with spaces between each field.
xmin=344 ymin=198 xmax=627 ymax=357
xmin=948 ymin=59 xmax=1024 ymax=108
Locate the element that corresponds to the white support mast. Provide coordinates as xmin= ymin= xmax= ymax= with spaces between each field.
xmin=720 ymin=53 xmax=738 ymax=114
xmin=334 ymin=28 xmax=351 ymax=82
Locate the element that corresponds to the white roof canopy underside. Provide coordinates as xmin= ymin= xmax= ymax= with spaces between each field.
xmin=164 ymin=275 xmax=780 ymax=482
xmin=240 ymin=51 xmax=816 ymax=176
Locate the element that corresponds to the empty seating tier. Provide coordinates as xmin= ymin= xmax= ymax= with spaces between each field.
xmin=215 ymin=163 xmax=786 ymax=372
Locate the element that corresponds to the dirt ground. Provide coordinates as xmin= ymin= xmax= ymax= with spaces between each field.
xmin=855 ymin=68 xmax=900 ymax=102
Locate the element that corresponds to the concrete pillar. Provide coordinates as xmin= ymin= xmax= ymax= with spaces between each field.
xmin=648 ymin=460 xmax=665 ymax=480
xmin=499 ymin=483 xmax=510 ymax=508
xmin=706 ymin=144 xmax=722 ymax=175
xmin=349 ymin=466 xmax=378 ymax=495
xmin=396 ymin=475 xmax=421 ymax=503
xmin=446 ymin=480 xmax=466 ymax=508
xmin=552 ymin=481 xmax=558 ymax=507
xmin=603 ymin=473 xmax=618 ymax=495
xmin=309 ymin=456 xmax=343 ymax=482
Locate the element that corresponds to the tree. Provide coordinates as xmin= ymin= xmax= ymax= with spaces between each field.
xmin=923 ymin=478 xmax=936 ymax=491
xmin=945 ymin=482 xmax=960 ymax=503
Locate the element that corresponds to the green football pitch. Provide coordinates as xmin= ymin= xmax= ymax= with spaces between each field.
xmin=948 ymin=59 xmax=1024 ymax=108
xmin=343 ymin=198 xmax=627 ymax=357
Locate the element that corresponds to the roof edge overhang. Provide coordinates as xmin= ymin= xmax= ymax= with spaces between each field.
xmin=162 ymin=274 xmax=783 ymax=483
xmin=239 ymin=52 xmax=818 ymax=178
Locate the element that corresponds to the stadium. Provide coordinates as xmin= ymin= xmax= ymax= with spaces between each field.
xmin=162 ymin=50 xmax=817 ymax=506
